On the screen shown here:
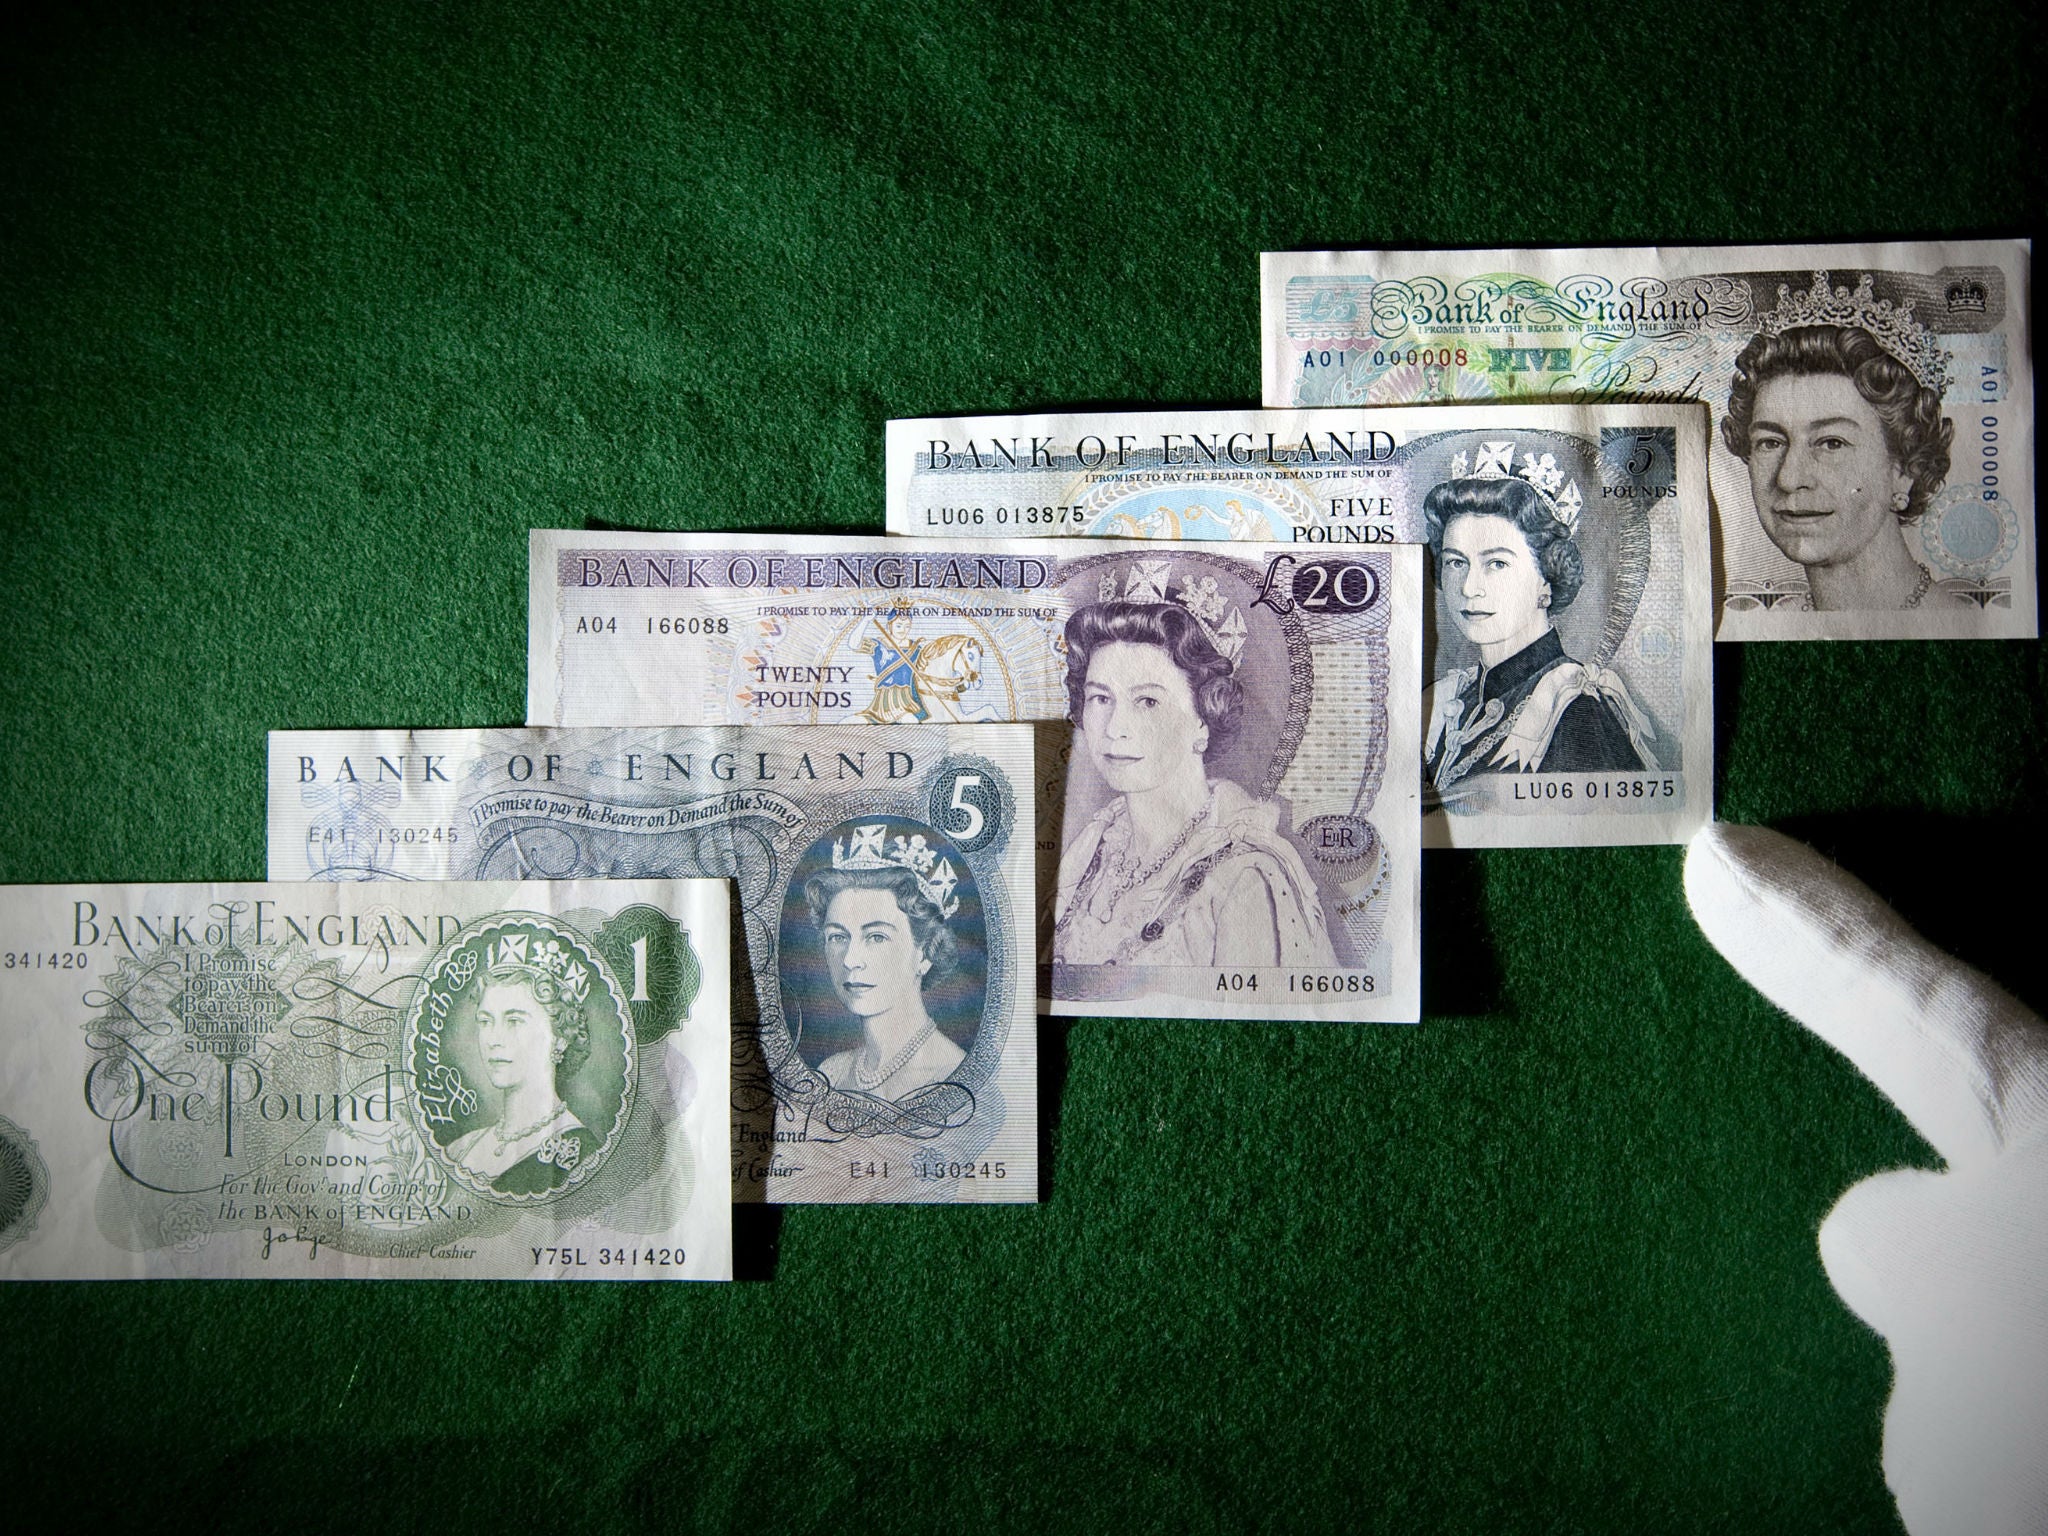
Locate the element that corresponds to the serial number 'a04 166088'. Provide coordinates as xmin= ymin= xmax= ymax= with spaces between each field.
xmin=1212 ymin=970 xmax=1378 ymax=996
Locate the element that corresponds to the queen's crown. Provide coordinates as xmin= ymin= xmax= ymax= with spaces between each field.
xmin=486 ymin=931 xmax=590 ymax=1006
xmin=1757 ymin=271 xmax=1954 ymax=394
xmin=831 ymin=823 xmax=961 ymax=918
xmin=1097 ymin=560 xmax=1248 ymax=667
xmin=1447 ymin=441 xmax=1583 ymax=535
xmin=1945 ymin=279 xmax=1988 ymax=315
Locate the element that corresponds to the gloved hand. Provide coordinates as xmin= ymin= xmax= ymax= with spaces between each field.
xmin=1685 ymin=823 xmax=2048 ymax=1536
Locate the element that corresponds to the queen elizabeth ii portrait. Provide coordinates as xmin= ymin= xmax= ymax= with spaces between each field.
xmin=1422 ymin=442 xmax=1655 ymax=800
xmin=443 ymin=933 xmax=602 ymax=1196
xmin=1052 ymin=578 xmax=1336 ymax=970
xmin=1723 ymin=272 xmax=1962 ymax=612
xmin=801 ymin=824 xmax=970 ymax=1100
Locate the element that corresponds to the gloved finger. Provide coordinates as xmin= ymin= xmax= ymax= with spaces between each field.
xmin=1685 ymin=822 xmax=2048 ymax=1171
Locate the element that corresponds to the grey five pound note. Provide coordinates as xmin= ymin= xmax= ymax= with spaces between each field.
xmin=885 ymin=402 xmax=1714 ymax=847
xmin=269 ymin=725 xmax=1037 ymax=1203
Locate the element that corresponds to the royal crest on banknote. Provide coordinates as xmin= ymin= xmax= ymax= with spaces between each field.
xmin=1261 ymin=240 xmax=2035 ymax=641
xmin=270 ymin=725 xmax=1038 ymax=1203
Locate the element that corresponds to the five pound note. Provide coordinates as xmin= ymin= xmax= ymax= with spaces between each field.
xmin=528 ymin=530 xmax=1422 ymax=1022
xmin=269 ymin=725 xmax=1038 ymax=1204
xmin=0 ymin=879 xmax=731 ymax=1280
xmin=1261 ymin=239 xmax=2035 ymax=642
xmin=885 ymin=403 xmax=1714 ymax=848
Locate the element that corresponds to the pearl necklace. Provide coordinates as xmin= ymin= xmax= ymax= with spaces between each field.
xmin=854 ymin=1020 xmax=936 ymax=1091
xmin=493 ymin=1099 xmax=566 ymax=1150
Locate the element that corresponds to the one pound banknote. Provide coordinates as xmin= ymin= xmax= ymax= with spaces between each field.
xmin=269 ymin=725 xmax=1036 ymax=1204
xmin=0 ymin=879 xmax=731 ymax=1280
xmin=1262 ymin=238 xmax=2034 ymax=642
xmin=529 ymin=531 xmax=1422 ymax=1022
xmin=886 ymin=404 xmax=1713 ymax=847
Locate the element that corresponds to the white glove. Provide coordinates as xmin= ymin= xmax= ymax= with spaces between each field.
xmin=1685 ymin=823 xmax=2048 ymax=1536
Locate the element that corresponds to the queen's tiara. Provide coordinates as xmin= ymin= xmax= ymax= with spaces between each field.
xmin=831 ymin=823 xmax=961 ymax=918
xmin=1756 ymin=271 xmax=1954 ymax=394
xmin=1098 ymin=559 xmax=1248 ymax=667
xmin=485 ymin=931 xmax=590 ymax=1006
xmin=1448 ymin=442 xmax=1582 ymax=535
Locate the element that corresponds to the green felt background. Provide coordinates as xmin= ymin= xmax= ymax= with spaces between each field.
xmin=1 ymin=2 xmax=2041 ymax=1530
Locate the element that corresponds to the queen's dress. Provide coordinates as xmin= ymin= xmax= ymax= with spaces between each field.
xmin=1053 ymin=779 xmax=1336 ymax=969
xmin=1423 ymin=628 xmax=1652 ymax=793
xmin=446 ymin=1106 xmax=596 ymax=1196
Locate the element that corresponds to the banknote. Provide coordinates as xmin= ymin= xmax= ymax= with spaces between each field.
xmin=268 ymin=725 xmax=1036 ymax=1203
xmin=0 ymin=879 xmax=730 ymax=1280
xmin=529 ymin=531 xmax=1422 ymax=1021
xmin=886 ymin=405 xmax=1712 ymax=847
xmin=1262 ymin=239 xmax=2035 ymax=642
